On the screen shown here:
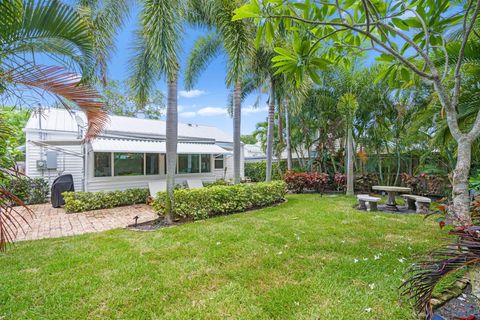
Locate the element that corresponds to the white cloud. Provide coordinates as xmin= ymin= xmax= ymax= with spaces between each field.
xmin=179 ymin=89 xmax=206 ymax=98
xmin=243 ymin=106 xmax=267 ymax=114
xmin=197 ymin=107 xmax=228 ymax=116
xmin=179 ymin=111 xmax=196 ymax=118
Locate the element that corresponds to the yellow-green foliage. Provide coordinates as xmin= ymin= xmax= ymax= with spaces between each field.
xmin=63 ymin=189 xmax=149 ymax=213
xmin=153 ymin=181 xmax=287 ymax=220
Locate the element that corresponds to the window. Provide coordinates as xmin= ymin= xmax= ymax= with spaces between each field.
xmin=178 ymin=154 xmax=200 ymax=174
xmin=94 ymin=152 xmax=111 ymax=177
xmin=201 ymin=154 xmax=211 ymax=173
xmin=146 ymin=153 xmax=159 ymax=175
xmin=214 ymin=154 xmax=224 ymax=169
xmin=114 ymin=153 xmax=144 ymax=176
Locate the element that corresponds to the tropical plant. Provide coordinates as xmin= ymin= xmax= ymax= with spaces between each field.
xmin=1 ymin=0 xmax=107 ymax=140
xmin=185 ymin=0 xmax=252 ymax=184
xmin=401 ymin=225 xmax=480 ymax=320
xmin=0 ymin=111 xmax=32 ymax=251
xmin=102 ymin=80 xmax=165 ymax=119
xmin=337 ymin=93 xmax=358 ymax=195
xmin=130 ymin=0 xmax=184 ymax=223
xmin=234 ymin=0 xmax=480 ymax=226
xmin=1 ymin=0 xmax=106 ymax=251
xmin=76 ymin=0 xmax=131 ymax=86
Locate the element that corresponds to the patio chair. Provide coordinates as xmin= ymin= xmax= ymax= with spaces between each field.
xmin=186 ymin=179 xmax=204 ymax=189
xmin=148 ymin=181 xmax=166 ymax=199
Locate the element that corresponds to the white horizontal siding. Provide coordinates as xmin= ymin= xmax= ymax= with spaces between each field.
xmin=25 ymin=131 xmax=84 ymax=191
xmin=87 ymin=173 xmax=217 ymax=192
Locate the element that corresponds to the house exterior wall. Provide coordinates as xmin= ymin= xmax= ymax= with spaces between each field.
xmin=25 ymin=130 xmax=245 ymax=193
xmin=25 ymin=130 xmax=85 ymax=192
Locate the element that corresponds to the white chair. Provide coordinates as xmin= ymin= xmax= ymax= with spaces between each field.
xmin=148 ymin=181 xmax=166 ymax=198
xmin=186 ymin=179 xmax=204 ymax=189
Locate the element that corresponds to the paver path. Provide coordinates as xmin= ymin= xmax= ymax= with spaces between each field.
xmin=12 ymin=204 xmax=157 ymax=241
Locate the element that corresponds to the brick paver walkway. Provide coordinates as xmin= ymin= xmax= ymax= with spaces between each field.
xmin=12 ymin=204 xmax=158 ymax=241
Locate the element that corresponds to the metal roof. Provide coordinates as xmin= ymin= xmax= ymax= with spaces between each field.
xmin=25 ymin=108 xmax=233 ymax=143
xmin=91 ymin=138 xmax=232 ymax=154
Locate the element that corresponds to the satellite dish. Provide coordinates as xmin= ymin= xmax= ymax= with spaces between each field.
xmin=75 ymin=114 xmax=86 ymax=128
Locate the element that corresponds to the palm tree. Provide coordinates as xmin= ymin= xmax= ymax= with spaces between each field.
xmin=1 ymin=0 xmax=106 ymax=250
xmin=337 ymin=93 xmax=359 ymax=196
xmin=130 ymin=0 xmax=183 ymax=223
xmin=185 ymin=0 xmax=252 ymax=184
xmin=76 ymin=0 xmax=131 ymax=86
xmin=1 ymin=0 xmax=107 ymax=139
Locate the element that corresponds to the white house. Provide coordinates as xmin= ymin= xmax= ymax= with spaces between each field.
xmin=24 ymin=108 xmax=244 ymax=192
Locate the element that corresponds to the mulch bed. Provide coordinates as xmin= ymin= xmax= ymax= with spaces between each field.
xmin=434 ymin=285 xmax=480 ymax=320
xmin=127 ymin=199 xmax=287 ymax=232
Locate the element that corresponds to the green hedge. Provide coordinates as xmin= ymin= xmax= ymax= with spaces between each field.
xmin=152 ymin=181 xmax=287 ymax=220
xmin=5 ymin=176 xmax=49 ymax=205
xmin=245 ymin=161 xmax=282 ymax=182
xmin=63 ymin=188 xmax=149 ymax=213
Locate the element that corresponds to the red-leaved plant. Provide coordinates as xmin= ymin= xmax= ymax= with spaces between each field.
xmin=334 ymin=172 xmax=346 ymax=191
xmin=284 ymin=172 xmax=329 ymax=193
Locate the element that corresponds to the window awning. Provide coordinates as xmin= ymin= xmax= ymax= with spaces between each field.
xmin=90 ymin=139 xmax=232 ymax=154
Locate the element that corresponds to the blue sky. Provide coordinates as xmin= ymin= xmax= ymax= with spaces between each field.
xmin=108 ymin=9 xmax=267 ymax=136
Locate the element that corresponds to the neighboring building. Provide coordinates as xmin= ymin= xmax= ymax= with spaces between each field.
xmin=244 ymin=143 xmax=314 ymax=163
xmin=24 ymin=108 xmax=243 ymax=192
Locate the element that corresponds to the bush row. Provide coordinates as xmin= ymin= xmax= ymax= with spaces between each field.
xmin=63 ymin=188 xmax=149 ymax=213
xmin=152 ymin=181 xmax=287 ymax=220
xmin=284 ymin=172 xmax=329 ymax=193
xmin=400 ymin=173 xmax=450 ymax=196
xmin=283 ymin=171 xmax=380 ymax=193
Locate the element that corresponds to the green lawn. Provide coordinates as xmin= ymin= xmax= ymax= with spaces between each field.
xmin=0 ymin=194 xmax=449 ymax=319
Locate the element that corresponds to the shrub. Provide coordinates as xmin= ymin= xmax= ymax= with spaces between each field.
xmin=354 ymin=173 xmax=378 ymax=193
xmin=5 ymin=175 xmax=49 ymax=204
xmin=63 ymin=188 xmax=149 ymax=213
xmin=400 ymin=173 xmax=450 ymax=196
xmin=152 ymin=181 xmax=287 ymax=220
xmin=283 ymin=172 xmax=329 ymax=193
xmin=245 ymin=161 xmax=282 ymax=182
xmin=333 ymin=172 xmax=346 ymax=191
xmin=204 ymin=179 xmax=231 ymax=187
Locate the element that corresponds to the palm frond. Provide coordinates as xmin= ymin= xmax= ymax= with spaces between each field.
xmin=184 ymin=32 xmax=223 ymax=90
xmin=130 ymin=0 xmax=183 ymax=106
xmin=77 ymin=0 xmax=131 ymax=85
xmin=6 ymin=65 xmax=107 ymax=140
xmin=401 ymin=226 xmax=480 ymax=320
xmin=2 ymin=0 xmax=96 ymax=79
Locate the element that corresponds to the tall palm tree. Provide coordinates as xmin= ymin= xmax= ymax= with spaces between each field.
xmin=185 ymin=0 xmax=252 ymax=184
xmin=338 ymin=93 xmax=359 ymax=196
xmin=130 ymin=0 xmax=183 ymax=223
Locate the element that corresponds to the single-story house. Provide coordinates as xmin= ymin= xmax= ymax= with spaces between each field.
xmin=25 ymin=108 xmax=244 ymax=192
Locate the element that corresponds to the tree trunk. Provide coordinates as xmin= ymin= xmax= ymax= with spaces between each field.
xmin=346 ymin=124 xmax=354 ymax=195
xmin=377 ymin=149 xmax=384 ymax=185
xmin=394 ymin=144 xmax=401 ymax=186
xmin=165 ymin=69 xmax=178 ymax=224
xmin=277 ymin=97 xmax=283 ymax=145
xmin=265 ymin=79 xmax=275 ymax=182
xmin=449 ymin=139 xmax=473 ymax=226
xmin=233 ymin=80 xmax=242 ymax=184
xmin=285 ymin=97 xmax=292 ymax=171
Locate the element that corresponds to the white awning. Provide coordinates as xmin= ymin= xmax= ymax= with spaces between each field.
xmin=91 ymin=139 xmax=231 ymax=154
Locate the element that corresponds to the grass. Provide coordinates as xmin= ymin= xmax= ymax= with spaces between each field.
xmin=0 ymin=194 xmax=451 ymax=319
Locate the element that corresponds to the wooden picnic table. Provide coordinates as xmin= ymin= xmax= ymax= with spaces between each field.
xmin=372 ymin=186 xmax=412 ymax=210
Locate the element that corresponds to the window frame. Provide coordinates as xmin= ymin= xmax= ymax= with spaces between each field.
xmin=214 ymin=154 xmax=224 ymax=170
xmin=92 ymin=152 xmax=217 ymax=178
